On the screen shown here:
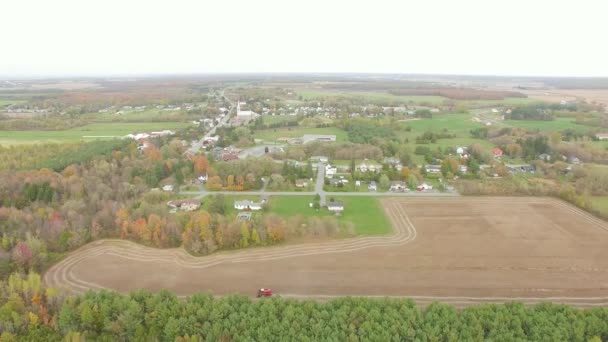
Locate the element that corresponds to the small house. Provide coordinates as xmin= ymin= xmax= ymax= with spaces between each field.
xmin=327 ymin=201 xmax=344 ymax=213
xmin=162 ymin=184 xmax=174 ymax=192
xmin=492 ymin=147 xmax=504 ymax=158
xmin=538 ymin=153 xmax=551 ymax=162
xmin=368 ymin=181 xmax=377 ymax=191
xmin=234 ymin=200 xmax=262 ymax=211
xmin=389 ymin=181 xmax=407 ymax=192
xmin=295 ymin=179 xmax=309 ymax=188
xmin=325 ymin=164 xmax=337 ymax=178
xmin=425 ymin=165 xmax=442 ymax=174
xmin=567 ymin=156 xmax=581 ymax=165
xmin=595 ymin=133 xmax=608 ymax=140
xmin=417 ymin=183 xmax=433 ymax=192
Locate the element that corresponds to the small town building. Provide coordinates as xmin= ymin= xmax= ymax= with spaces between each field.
xmin=234 ymin=200 xmax=263 ymax=211
xmin=368 ymin=181 xmax=377 ymax=191
xmin=417 ymin=183 xmax=433 ymax=191
xmin=492 ymin=147 xmax=504 ymax=157
xmin=425 ymin=165 xmax=442 ymax=174
xmin=595 ymin=133 xmax=608 ymax=140
xmin=389 ymin=181 xmax=407 ymax=192
xmin=295 ymin=179 xmax=309 ymax=188
xmin=327 ymin=201 xmax=344 ymax=213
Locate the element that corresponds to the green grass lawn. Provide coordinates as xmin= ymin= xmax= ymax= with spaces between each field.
xmin=501 ymin=118 xmax=588 ymax=133
xmin=201 ymin=194 xmax=262 ymax=217
xmin=0 ymin=122 xmax=190 ymax=145
xmin=0 ymin=99 xmax=26 ymax=107
xmin=397 ymin=113 xmax=495 ymax=164
xmin=262 ymin=115 xmax=298 ymax=125
xmin=253 ymin=126 xmax=348 ymax=142
xmin=269 ymin=195 xmax=391 ymax=235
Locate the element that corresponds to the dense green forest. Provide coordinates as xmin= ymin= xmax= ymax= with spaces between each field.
xmin=1 ymin=273 xmax=606 ymax=341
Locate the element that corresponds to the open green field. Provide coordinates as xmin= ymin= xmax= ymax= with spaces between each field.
xmin=84 ymin=109 xmax=190 ymax=122
xmin=253 ymin=126 xmax=348 ymax=142
xmin=269 ymin=195 xmax=391 ymax=235
xmin=296 ymin=89 xmax=446 ymax=105
xmin=400 ymin=113 xmax=479 ymax=135
xmin=502 ymin=118 xmax=588 ymax=133
xmin=398 ymin=113 xmax=494 ymax=163
xmin=0 ymin=99 xmax=26 ymax=107
xmin=0 ymin=122 xmax=190 ymax=145
xmin=262 ymin=115 xmax=298 ymax=125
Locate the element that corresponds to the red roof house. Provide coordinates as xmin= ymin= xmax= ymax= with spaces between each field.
xmin=492 ymin=147 xmax=504 ymax=157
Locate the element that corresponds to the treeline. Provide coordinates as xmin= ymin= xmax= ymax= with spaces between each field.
xmin=389 ymin=87 xmax=527 ymax=100
xmin=117 ymin=194 xmax=353 ymax=255
xmin=0 ymin=116 xmax=89 ymax=130
xmin=251 ymin=116 xmax=299 ymax=130
xmin=0 ymin=139 xmax=194 ymax=278
xmin=2 ymin=273 xmax=607 ymax=341
xmin=342 ymin=120 xmax=396 ymax=144
xmin=0 ymin=143 xmax=82 ymax=171
xmin=506 ymin=105 xmax=555 ymax=121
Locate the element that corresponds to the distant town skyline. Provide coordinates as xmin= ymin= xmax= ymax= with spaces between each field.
xmin=2 ymin=0 xmax=607 ymax=78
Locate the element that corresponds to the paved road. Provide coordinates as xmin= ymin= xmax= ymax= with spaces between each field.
xmin=186 ymin=89 xmax=233 ymax=154
xmin=180 ymin=189 xmax=459 ymax=200
xmin=315 ymin=162 xmax=327 ymax=205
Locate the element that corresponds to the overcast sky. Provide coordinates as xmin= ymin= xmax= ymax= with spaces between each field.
xmin=1 ymin=0 xmax=607 ymax=78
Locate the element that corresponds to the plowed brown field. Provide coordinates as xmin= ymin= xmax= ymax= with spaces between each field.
xmin=44 ymin=197 xmax=608 ymax=307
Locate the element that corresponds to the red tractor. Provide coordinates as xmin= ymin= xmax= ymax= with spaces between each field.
xmin=257 ymin=288 xmax=273 ymax=298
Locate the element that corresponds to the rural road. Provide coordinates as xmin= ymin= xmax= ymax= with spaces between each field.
xmin=180 ymin=161 xmax=460 ymax=200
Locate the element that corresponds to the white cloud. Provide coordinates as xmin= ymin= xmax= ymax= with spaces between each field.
xmin=1 ymin=0 xmax=607 ymax=77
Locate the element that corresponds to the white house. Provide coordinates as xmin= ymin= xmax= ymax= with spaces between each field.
xmin=327 ymin=201 xmax=344 ymax=213
xmin=455 ymin=146 xmax=468 ymax=155
xmin=325 ymin=164 xmax=337 ymax=178
xmin=234 ymin=200 xmax=262 ymax=211
xmin=425 ymin=165 xmax=442 ymax=174
xmin=417 ymin=183 xmax=433 ymax=191
xmin=596 ymin=133 xmax=608 ymax=140
xmin=358 ymin=163 xmax=368 ymax=172
xmin=302 ymin=134 xmax=336 ymax=143
xmin=389 ymin=181 xmax=407 ymax=192
xmin=368 ymin=181 xmax=377 ymax=191
xmin=162 ymin=184 xmax=174 ymax=192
